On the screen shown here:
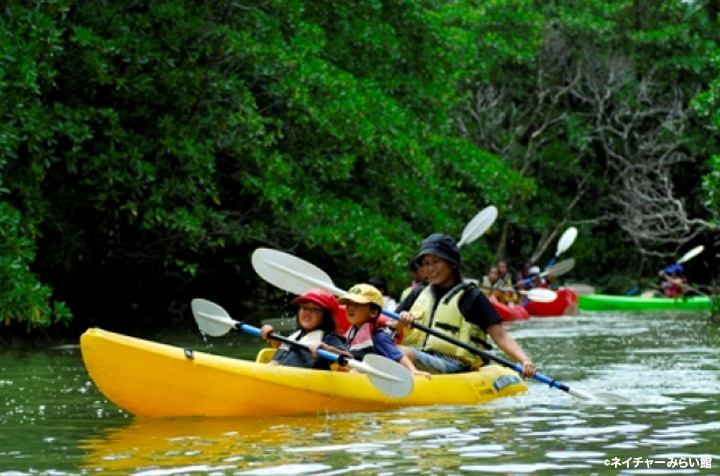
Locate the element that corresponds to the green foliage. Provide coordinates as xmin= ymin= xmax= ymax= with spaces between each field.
xmin=2 ymin=0 xmax=720 ymax=332
xmin=0 ymin=203 xmax=72 ymax=329
xmin=1 ymin=0 xmax=530 ymax=329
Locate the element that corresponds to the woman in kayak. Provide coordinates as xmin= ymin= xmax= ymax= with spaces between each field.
xmin=482 ymin=266 xmax=519 ymax=306
xmin=259 ymin=289 xmax=346 ymax=370
xmin=497 ymin=260 xmax=515 ymax=288
xmin=395 ymin=234 xmax=536 ymax=377
xmin=315 ymin=283 xmax=430 ymax=377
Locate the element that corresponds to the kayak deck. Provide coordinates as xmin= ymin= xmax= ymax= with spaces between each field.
xmin=80 ymin=328 xmax=527 ymax=418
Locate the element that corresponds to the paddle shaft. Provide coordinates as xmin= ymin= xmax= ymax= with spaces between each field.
xmin=380 ymin=309 xmax=583 ymax=396
xmin=519 ymin=258 xmax=575 ymax=287
xmin=481 ymin=286 xmax=556 ymax=302
xmin=238 ymin=322 xmax=351 ymax=366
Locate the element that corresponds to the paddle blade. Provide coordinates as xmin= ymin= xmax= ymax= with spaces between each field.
xmin=523 ymin=288 xmax=557 ymax=302
xmin=252 ymin=248 xmax=340 ymax=296
xmin=542 ymin=258 xmax=575 ymax=278
xmin=556 ymin=226 xmax=578 ymax=256
xmin=191 ymin=299 xmax=237 ymax=337
xmin=677 ymin=245 xmax=704 ymax=264
xmin=566 ymin=284 xmax=595 ymax=296
xmin=354 ymin=354 xmax=414 ymax=399
xmin=458 ymin=206 xmax=498 ymax=247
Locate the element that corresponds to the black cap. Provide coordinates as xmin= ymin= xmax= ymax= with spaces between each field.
xmin=416 ymin=234 xmax=461 ymax=267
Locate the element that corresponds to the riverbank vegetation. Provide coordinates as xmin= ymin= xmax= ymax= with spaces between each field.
xmin=2 ymin=0 xmax=719 ymax=335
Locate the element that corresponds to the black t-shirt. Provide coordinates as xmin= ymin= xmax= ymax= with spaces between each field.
xmin=272 ymin=332 xmax=347 ymax=370
xmin=394 ymin=282 xmax=502 ymax=332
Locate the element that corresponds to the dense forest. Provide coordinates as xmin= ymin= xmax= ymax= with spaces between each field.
xmin=1 ymin=0 xmax=719 ymax=335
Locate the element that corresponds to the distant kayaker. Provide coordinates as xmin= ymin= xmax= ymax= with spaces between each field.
xmin=481 ymin=266 xmax=519 ymax=306
xmin=367 ymin=276 xmax=398 ymax=310
xmin=525 ymin=266 xmax=547 ymax=289
xmin=497 ymin=260 xmax=516 ymax=288
xmin=399 ymin=256 xmax=427 ymax=301
xmin=659 ymin=264 xmax=688 ymax=297
xmin=315 ymin=284 xmax=430 ymax=378
xmin=394 ymin=234 xmax=536 ymax=377
xmin=260 ymin=289 xmax=347 ymax=370
xmin=515 ymin=261 xmax=532 ymax=290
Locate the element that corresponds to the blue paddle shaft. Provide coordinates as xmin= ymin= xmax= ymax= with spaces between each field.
xmin=380 ymin=309 xmax=571 ymax=393
xmin=238 ymin=323 xmax=345 ymax=365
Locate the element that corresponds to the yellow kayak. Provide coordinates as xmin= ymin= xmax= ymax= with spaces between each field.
xmin=80 ymin=328 xmax=527 ymax=418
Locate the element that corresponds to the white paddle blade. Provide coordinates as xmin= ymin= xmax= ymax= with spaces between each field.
xmin=252 ymin=248 xmax=340 ymax=296
xmin=542 ymin=258 xmax=575 ymax=278
xmin=353 ymin=354 xmax=414 ymax=399
xmin=591 ymin=391 xmax=629 ymax=402
xmin=191 ymin=299 xmax=237 ymax=337
xmin=568 ymin=387 xmax=600 ymax=400
xmin=556 ymin=226 xmax=578 ymax=256
xmin=523 ymin=288 xmax=557 ymax=302
xmin=458 ymin=206 xmax=498 ymax=247
xmin=566 ymin=284 xmax=595 ymax=296
xmin=677 ymin=245 xmax=704 ymax=264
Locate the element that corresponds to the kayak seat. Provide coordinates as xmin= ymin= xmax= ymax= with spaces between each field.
xmin=255 ymin=347 xmax=277 ymax=364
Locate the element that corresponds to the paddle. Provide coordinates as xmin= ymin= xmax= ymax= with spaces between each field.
xmin=190 ymin=298 xmax=414 ymax=399
xmin=480 ymin=286 xmax=558 ymax=303
xmin=458 ymin=206 xmax=498 ymax=247
xmin=547 ymin=227 xmax=578 ymax=268
xmin=251 ymin=249 xmax=604 ymax=401
xmin=676 ymin=245 xmax=704 ymax=265
xmin=519 ymin=258 xmax=576 ymax=287
xmin=565 ymin=284 xmax=595 ymax=296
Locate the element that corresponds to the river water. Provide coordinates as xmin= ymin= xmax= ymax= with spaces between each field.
xmin=1 ymin=311 xmax=719 ymax=475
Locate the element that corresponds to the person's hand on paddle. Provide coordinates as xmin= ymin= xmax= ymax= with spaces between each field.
xmin=521 ymin=361 xmax=536 ymax=378
xmin=260 ymin=325 xmax=281 ymax=349
xmin=397 ymin=311 xmax=415 ymax=329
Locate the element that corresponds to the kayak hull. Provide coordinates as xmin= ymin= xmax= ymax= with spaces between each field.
xmin=492 ymin=301 xmax=530 ymax=321
xmin=525 ymin=288 xmax=579 ymax=317
xmin=578 ymin=294 xmax=712 ymax=311
xmin=80 ymin=328 xmax=527 ymax=418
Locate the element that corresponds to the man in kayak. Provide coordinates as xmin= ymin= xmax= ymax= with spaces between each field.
xmin=260 ymin=289 xmax=347 ymax=370
xmin=394 ymin=234 xmax=536 ymax=377
xmin=514 ymin=261 xmax=532 ymax=290
xmin=525 ymin=266 xmax=547 ymax=289
xmin=659 ymin=264 xmax=688 ymax=297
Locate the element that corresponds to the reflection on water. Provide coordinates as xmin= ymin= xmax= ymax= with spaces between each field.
xmin=1 ymin=312 xmax=719 ymax=475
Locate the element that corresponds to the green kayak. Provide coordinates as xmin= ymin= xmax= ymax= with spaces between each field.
xmin=578 ymin=294 xmax=712 ymax=311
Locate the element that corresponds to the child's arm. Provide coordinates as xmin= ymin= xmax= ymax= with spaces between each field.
xmin=375 ymin=332 xmax=431 ymax=378
xmin=398 ymin=355 xmax=431 ymax=378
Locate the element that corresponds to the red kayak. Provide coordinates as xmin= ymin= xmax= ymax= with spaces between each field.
xmin=491 ymin=300 xmax=530 ymax=321
xmin=525 ymin=287 xmax=578 ymax=317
